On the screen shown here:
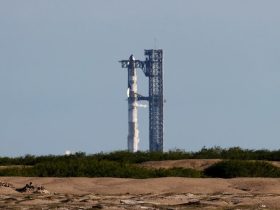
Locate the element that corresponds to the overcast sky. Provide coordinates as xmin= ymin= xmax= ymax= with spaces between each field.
xmin=1 ymin=0 xmax=280 ymax=156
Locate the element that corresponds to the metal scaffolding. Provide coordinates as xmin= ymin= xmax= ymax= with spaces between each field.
xmin=144 ymin=50 xmax=164 ymax=152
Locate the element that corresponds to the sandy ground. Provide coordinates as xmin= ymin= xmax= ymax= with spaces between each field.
xmin=139 ymin=159 xmax=222 ymax=170
xmin=139 ymin=159 xmax=280 ymax=171
xmin=1 ymin=159 xmax=280 ymax=209
xmin=1 ymin=177 xmax=280 ymax=209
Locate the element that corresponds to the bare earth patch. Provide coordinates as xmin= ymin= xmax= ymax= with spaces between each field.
xmin=1 ymin=177 xmax=280 ymax=209
xmin=139 ymin=159 xmax=222 ymax=170
xmin=139 ymin=159 xmax=280 ymax=171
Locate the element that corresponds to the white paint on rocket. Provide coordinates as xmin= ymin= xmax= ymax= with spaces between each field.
xmin=127 ymin=55 xmax=139 ymax=152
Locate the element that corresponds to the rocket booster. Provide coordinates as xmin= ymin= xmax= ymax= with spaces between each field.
xmin=127 ymin=55 xmax=139 ymax=152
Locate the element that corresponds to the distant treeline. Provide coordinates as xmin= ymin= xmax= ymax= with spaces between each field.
xmin=1 ymin=147 xmax=280 ymax=178
xmin=1 ymin=147 xmax=280 ymax=166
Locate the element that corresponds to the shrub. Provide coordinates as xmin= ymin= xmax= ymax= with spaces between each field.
xmin=0 ymin=158 xmax=202 ymax=178
xmin=204 ymin=160 xmax=280 ymax=178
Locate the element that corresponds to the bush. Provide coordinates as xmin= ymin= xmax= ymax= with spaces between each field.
xmin=2 ymin=147 xmax=280 ymax=167
xmin=204 ymin=160 xmax=280 ymax=178
xmin=0 ymin=158 xmax=202 ymax=178
xmin=0 ymin=166 xmax=34 ymax=176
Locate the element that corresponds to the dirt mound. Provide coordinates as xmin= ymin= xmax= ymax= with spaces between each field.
xmin=139 ymin=159 xmax=221 ymax=170
xmin=0 ymin=181 xmax=14 ymax=188
xmin=0 ymin=181 xmax=17 ymax=194
xmin=139 ymin=159 xmax=280 ymax=172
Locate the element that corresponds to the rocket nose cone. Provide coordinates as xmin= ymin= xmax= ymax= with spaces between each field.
xmin=129 ymin=54 xmax=135 ymax=61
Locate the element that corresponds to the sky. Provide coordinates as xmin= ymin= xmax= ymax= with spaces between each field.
xmin=1 ymin=0 xmax=280 ymax=156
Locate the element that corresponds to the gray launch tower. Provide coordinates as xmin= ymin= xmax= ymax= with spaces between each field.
xmin=120 ymin=49 xmax=164 ymax=152
xmin=145 ymin=50 xmax=164 ymax=152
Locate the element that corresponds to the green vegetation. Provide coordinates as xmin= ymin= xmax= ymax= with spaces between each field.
xmin=31 ymin=158 xmax=203 ymax=178
xmin=194 ymin=146 xmax=280 ymax=160
xmin=204 ymin=160 xmax=280 ymax=178
xmin=2 ymin=147 xmax=280 ymax=166
xmin=0 ymin=158 xmax=202 ymax=178
xmin=1 ymin=147 xmax=280 ymax=178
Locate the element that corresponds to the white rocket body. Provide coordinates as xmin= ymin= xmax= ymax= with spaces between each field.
xmin=127 ymin=55 xmax=139 ymax=152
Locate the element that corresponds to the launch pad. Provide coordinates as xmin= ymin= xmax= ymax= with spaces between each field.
xmin=120 ymin=49 xmax=163 ymax=152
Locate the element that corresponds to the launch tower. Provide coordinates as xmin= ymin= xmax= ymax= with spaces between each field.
xmin=144 ymin=50 xmax=164 ymax=152
xmin=120 ymin=49 xmax=163 ymax=152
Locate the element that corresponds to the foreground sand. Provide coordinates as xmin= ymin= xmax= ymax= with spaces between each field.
xmin=1 ymin=177 xmax=280 ymax=209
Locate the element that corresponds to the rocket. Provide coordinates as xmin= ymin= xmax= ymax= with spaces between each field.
xmin=120 ymin=49 xmax=163 ymax=152
xmin=127 ymin=55 xmax=139 ymax=152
